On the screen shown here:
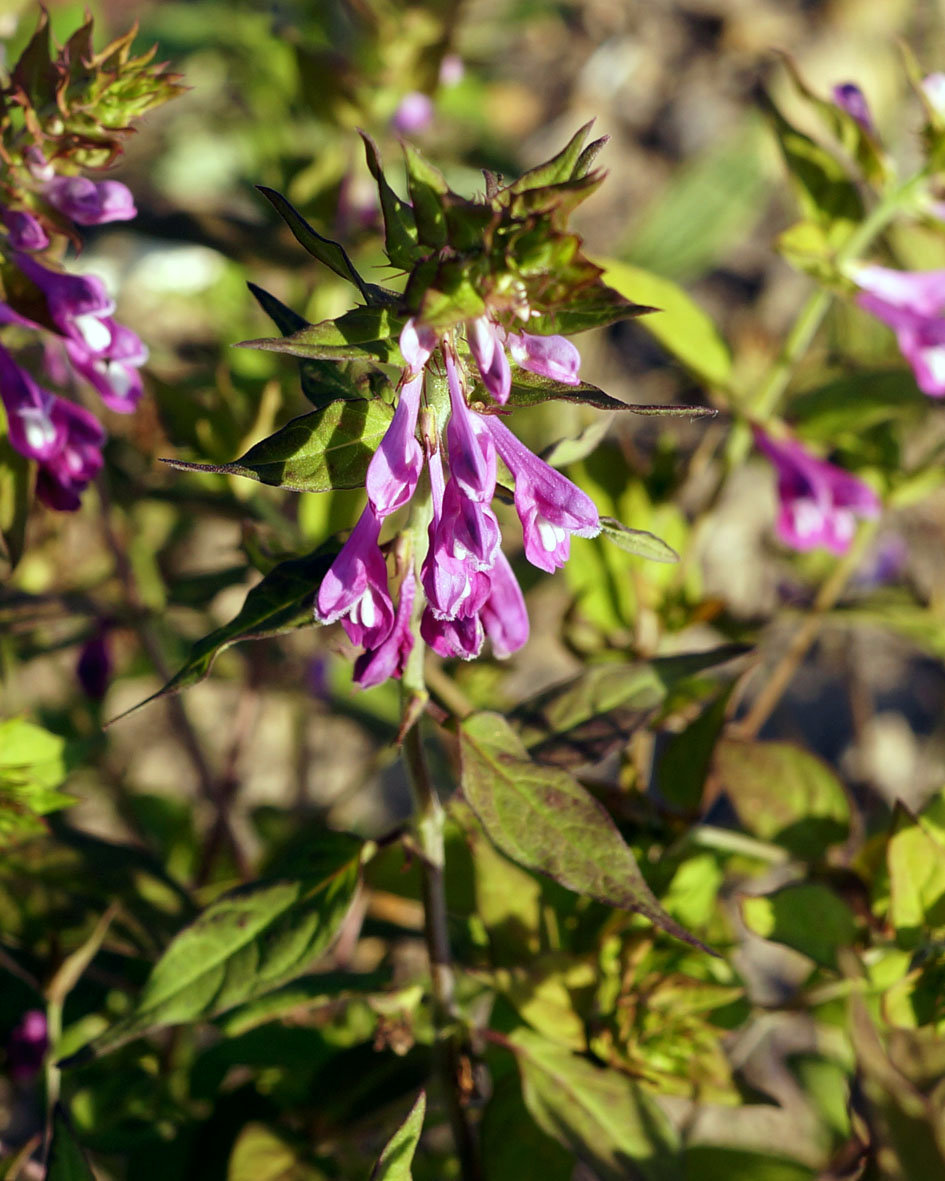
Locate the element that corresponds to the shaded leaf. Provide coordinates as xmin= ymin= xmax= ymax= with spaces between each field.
xmin=681 ymin=1147 xmax=815 ymax=1181
xmin=599 ymin=259 xmax=733 ymax=389
xmin=46 ymin=1106 xmax=95 ymax=1181
xmin=509 ymin=1028 xmax=682 ymax=1181
xmin=359 ymin=131 xmax=420 ymax=269
xmin=369 ymin=1091 xmax=426 ymax=1181
xmin=241 ymin=306 xmax=404 ymax=364
xmin=655 ymin=687 xmax=734 ymax=814
xmin=257 ymin=186 xmax=374 ymax=302
xmin=163 ymin=399 xmax=394 ymax=493
xmin=247 ymin=283 xmax=366 ymax=408
xmin=459 ymin=712 xmax=707 ymax=950
xmin=69 ymin=831 xmax=362 ymax=1061
xmin=116 ymin=545 xmax=337 ymax=717
xmin=0 ymin=402 xmax=32 ymax=573
xmin=402 ymin=143 xmax=448 ymax=248
xmin=714 ymin=739 xmax=849 ymax=859
xmin=599 ymin=516 xmax=679 ymax=563
xmin=741 ymin=883 xmax=857 ymax=968
xmin=481 ymin=1074 xmax=574 ymax=1181
xmin=495 ymin=368 xmax=712 ymax=417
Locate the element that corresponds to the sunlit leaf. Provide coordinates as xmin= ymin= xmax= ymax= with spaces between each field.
xmin=0 ymin=718 xmax=75 ymax=848
xmin=887 ymin=803 xmax=945 ymax=946
xmin=228 ymin=1123 xmax=325 ymax=1181
xmin=599 ymin=516 xmax=679 ymax=563
xmin=509 ymin=1028 xmax=682 ymax=1181
xmin=163 ymin=399 xmax=394 ymax=493
xmin=459 ymin=712 xmax=708 ymax=950
xmin=369 ymin=1091 xmax=425 ymax=1181
xmin=741 ymin=883 xmax=857 ymax=968
xmin=241 ymin=306 xmax=404 ymax=364
xmin=70 ymin=831 xmax=362 ymax=1061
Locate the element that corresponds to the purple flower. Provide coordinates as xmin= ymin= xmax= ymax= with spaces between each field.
xmin=467 ymin=316 xmax=511 ymax=404
xmin=13 ymin=252 xmax=115 ymax=352
xmin=484 ymin=415 xmax=600 ymax=572
xmin=480 ymin=550 xmax=529 ymax=657
xmin=421 ymin=607 xmax=484 ymax=660
xmin=506 ymin=330 xmax=581 ymax=385
xmin=754 ymin=428 xmax=880 ymax=555
xmin=65 ymin=318 xmax=148 ymax=413
xmin=44 ymin=176 xmax=136 ymax=226
xmin=3 ymin=209 xmax=49 ymax=251
xmin=35 ymin=398 xmax=106 ymax=511
xmin=832 ymin=83 xmax=874 ymax=134
xmin=445 ymin=349 xmax=496 ymax=501
xmin=366 ymin=374 xmax=424 ymax=517
xmin=7 ymin=1010 xmax=47 ymax=1083
xmin=421 ymin=447 xmax=493 ymax=620
xmin=399 ymin=318 xmax=437 ymax=372
xmin=316 ymin=505 xmax=394 ymax=649
xmin=354 ymin=566 xmax=416 ymax=688
xmin=0 ymin=343 xmax=62 ymax=460
xmin=77 ymin=629 xmax=112 ymax=700
xmin=852 ymin=264 xmax=945 ymax=396
xmin=392 ymin=92 xmax=434 ymax=136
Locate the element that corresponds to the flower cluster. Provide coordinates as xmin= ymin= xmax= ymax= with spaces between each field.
xmin=315 ymin=317 xmax=600 ymax=686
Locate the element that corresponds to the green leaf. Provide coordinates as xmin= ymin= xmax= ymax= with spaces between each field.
xmin=527 ymin=279 xmax=654 ymax=335
xmin=761 ymin=94 xmax=862 ymax=234
xmin=509 ymin=1028 xmax=682 ymax=1181
xmin=541 ymin=416 xmax=614 ymax=468
xmin=369 ymin=1091 xmax=426 ymax=1180
xmin=0 ymin=401 xmax=32 ymax=573
xmin=682 ymin=1147 xmax=815 ymax=1181
xmin=257 ymin=186 xmax=374 ymax=301
xmin=241 ymin=306 xmax=404 ymax=364
xmin=714 ymin=739 xmax=850 ymax=859
xmin=359 ymin=131 xmax=420 ymax=270
xmin=0 ymin=718 xmax=75 ymax=847
xmin=741 ymin=883 xmax=857 ymax=968
xmin=655 ymin=688 xmax=734 ymax=814
xmin=164 ymin=398 xmax=394 ymax=493
xmin=46 ymin=1106 xmax=95 ymax=1181
xmin=598 ymin=260 xmax=733 ymax=389
xmin=459 ymin=712 xmax=708 ymax=950
xmin=481 ymin=1074 xmax=574 ymax=1181
xmin=887 ymin=803 xmax=945 ymax=945
xmin=70 ymin=830 xmax=362 ymax=1061
xmin=510 ymin=122 xmax=595 ymax=192
xmin=228 ymin=1123 xmax=325 ymax=1181
xmin=402 ymin=143 xmax=448 ymax=248
xmin=117 ymin=546 xmax=337 ymax=716
xmin=599 ymin=516 xmax=679 ymax=563
xmin=512 ymin=647 xmax=748 ymax=767
xmin=247 ymin=283 xmax=366 ymax=407
xmin=788 ymin=371 xmax=929 ymax=441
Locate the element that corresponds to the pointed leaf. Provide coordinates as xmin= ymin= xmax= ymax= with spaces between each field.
xmin=69 ymin=831 xmax=362 ymax=1061
xmin=510 ymin=122 xmax=594 ymax=192
xmin=459 ymin=712 xmax=708 ymax=949
xmin=527 ymin=280 xmax=654 ymax=335
xmin=257 ymin=186 xmax=374 ymax=301
xmin=508 ymin=1028 xmax=682 ymax=1181
xmin=496 ymin=369 xmax=676 ymax=413
xmin=599 ymin=260 xmax=733 ymax=389
xmin=359 ymin=130 xmax=421 ymax=269
xmin=46 ymin=1107 xmax=95 ymax=1181
xmin=247 ymin=283 xmax=366 ymax=407
xmin=115 ymin=546 xmax=338 ymax=717
xmin=370 ymin=1091 xmax=426 ymax=1181
xmin=0 ymin=718 xmax=76 ymax=847
xmin=599 ymin=517 xmax=679 ymax=563
xmin=741 ymin=883 xmax=857 ymax=968
xmin=402 ymin=143 xmax=448 ymax=248
xmin=241 ymin=306 xmax=404 ymax=363
xmin=714 ymin=739 xmax=849 ymax=860
xmin=163 ymin=399 xmax=394 ymax=493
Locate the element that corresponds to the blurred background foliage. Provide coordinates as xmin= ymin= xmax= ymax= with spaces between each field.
xmin=4 ymin=0 xmax=945 ymax=1178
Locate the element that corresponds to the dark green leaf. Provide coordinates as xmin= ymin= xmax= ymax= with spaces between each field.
xmin=459 ymin=712 xmax=708 ymax=950
xmin=247 ymin=283 xmax=366 ymax=407
xmin=257 ymin=186 xmax=373 ymax=301
xmin=241 ymin=306 xmax=404 ymax=364
xmin=741 ymin=883 xmax=857 ymax=968
xmin=789 ymin=371 xmax=929 ymax=440
xmin=509 ymin=1028 xmax=682 ymax=1181
xmin=163 ymin=398 xmax=394 ymax=493
xmin=655 ymin=688 xmax=734 ymax=814
xmin=369 ymin=1091 xmax=426 ymax=1180
xmin=0 ymin=402 xmax=32 ymax=573
xmin=359 ymin=131 xmax=421 ymax=269
xmin=682 ymin=1147 xmax=815 ymax=1181
xmin=481 ymin=1075 xmax=574 ymax=1180
xmin=527 ymin=280 xmax=654 ymax=336
xmin=497 ymin=369 xmax=646 ymax=413
xmin=70 ymin=831 xmax=362 ymax=1061
xmin=599 ymin=260 xmax=733 ymax=389
xmin=714 ymin=739 xmax=849 ymax=859
xmin=114 ymin=546 xmax=337 ymax=717
xmin=599 ymin=516 xmax=679 ymax=563
xmin=46 ymin=1106 xmax=95 ymax=1181
xmin=402 ymin=143 xmax=448 ymax=248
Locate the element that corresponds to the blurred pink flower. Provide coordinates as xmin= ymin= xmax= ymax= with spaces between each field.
xmin=832 ymin=82 xmax=874 ymax=133
xmin=852 ymin=264 xmax=945 ymax=396
xmin=391 ymin=92 xmax=434 ymax=136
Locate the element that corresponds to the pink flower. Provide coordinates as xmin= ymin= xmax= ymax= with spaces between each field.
xmin=3 ymin=209 xmax=49 ymax=251
xmin=65 ymin=318 xmax=148 ymax=413
xmin=7 ymin=1010 xmax=48 ymax=1083
xmin=354 ymin=566 xmax=416 ymax=688
xmin=467 ymin=316 xmax=511 ymax=404
xmin=484 ymin=415 xmax=600 ymax=572
xmin=832 ymin=83 xmax=874 ymax=134
xmin=12 ymin=252 xmax=115 ymax=353
xmin=44 ymin=176 xmax=136 ymax=226
xmin=851 ymin=264 xmax=945 ymax=396
xmin=366 ymin=374 xmax=424 ymax=518
xmin=445 ymin=349 xmax=496 ymax=501
xmin=392 ymin=92 xmax=434 ymax=136
xmin=35 ymin=398 xmax=106 ymax=511
xmin=480 ymin=550 xmax=529 ymax=658
xmin=315 ymin=505 xmax=394 ymax=649
xmin=754 ymin=428 xmax=880 ymax=555
xmin=506 ymin=330 xmax=581 ymax=385
xmin=0 ymin=343 xmax=62 ymax=460
xmin=421 ymin=607 xmax=484 ymax=660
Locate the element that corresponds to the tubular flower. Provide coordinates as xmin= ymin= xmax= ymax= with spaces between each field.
xmin=851 ymin=264 xmax=945 ymax=396
xmin=316 ymin=504 xmax=395 ymax=649
xmin=754 ymin=427 xmax=880 ymax=555
xmin=832 ymin=83 xmax=875 ymax=134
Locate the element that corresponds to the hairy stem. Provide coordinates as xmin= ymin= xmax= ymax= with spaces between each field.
xmin=402 ymin=721 xmax=481 ymax=1180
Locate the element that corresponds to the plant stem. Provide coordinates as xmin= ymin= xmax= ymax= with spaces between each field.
xmin=402 ymin=721 xmax=481 ymax=1180
xmin=731 ymin=518 xmax=878 ymax=741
